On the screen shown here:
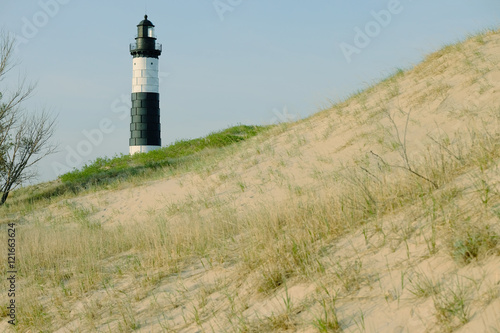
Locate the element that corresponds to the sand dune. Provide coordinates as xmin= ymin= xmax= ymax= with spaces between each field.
xmin=1 ymin=30 xmax=500 ymax=332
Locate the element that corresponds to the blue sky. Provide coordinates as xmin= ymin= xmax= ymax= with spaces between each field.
xmin=0 ymin=0 xmax=499 ymax=182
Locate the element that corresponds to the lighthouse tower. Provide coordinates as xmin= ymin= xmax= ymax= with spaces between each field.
xmin=129 ymin=15 xmax=162 ymax=155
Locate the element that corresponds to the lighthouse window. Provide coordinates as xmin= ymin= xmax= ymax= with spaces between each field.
xmin=148 ymin=27 xmax=155 ymax=38
xmin=151 ymin=62 xmax=153 ymax=65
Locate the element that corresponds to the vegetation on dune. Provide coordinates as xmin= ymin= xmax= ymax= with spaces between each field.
xmin=0 ymin=125 xmax=270 ymax=208
xmin=60 ymin=124 xmax=271 ymax=186
xmin=1 ymin=29 xmax=500 ymax=332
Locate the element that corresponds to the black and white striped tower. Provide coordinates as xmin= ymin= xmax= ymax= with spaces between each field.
xmin=129 ymin=15 xmax=162 ymax=155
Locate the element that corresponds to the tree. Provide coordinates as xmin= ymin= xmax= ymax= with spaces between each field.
xmin=0 ymin=32 xmax=56 ymax=205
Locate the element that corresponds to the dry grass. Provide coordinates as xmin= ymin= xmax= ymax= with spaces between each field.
xmin=0 ymin=29 xmax=500 ymax=332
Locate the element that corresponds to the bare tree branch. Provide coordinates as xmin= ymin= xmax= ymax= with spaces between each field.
xmin=370 ymin=150 xmax=438 ymax=189
xmin=0 ymin=32 xmax=57 ymax=205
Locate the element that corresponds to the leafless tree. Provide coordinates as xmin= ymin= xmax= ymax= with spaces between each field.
xmin=0 ymin=32 xmax=56 ymax=205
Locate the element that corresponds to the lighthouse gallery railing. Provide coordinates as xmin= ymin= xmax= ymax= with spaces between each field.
xmin=129 ymin=43 xmax=162 ymax=52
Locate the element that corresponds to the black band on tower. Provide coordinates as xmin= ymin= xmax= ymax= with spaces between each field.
xmin=130 ymin=92 xmax=161 ymax=146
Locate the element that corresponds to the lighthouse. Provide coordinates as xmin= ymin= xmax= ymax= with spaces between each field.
xmin=129 ymin=15 xmax=162 ymax=155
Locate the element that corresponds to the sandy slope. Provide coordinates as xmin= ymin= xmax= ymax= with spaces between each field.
xmin=2 ymin=31 xmax=500 ymax=332
xmin=75 ymin=29 xmax=499 ymax=230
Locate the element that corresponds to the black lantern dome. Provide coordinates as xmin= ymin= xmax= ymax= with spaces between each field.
xmin=138 ymin=15 xmax=154 ymax=27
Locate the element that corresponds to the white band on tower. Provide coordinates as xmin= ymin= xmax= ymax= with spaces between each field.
xmin=132 ymin=57 xmax=159 ymax=93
